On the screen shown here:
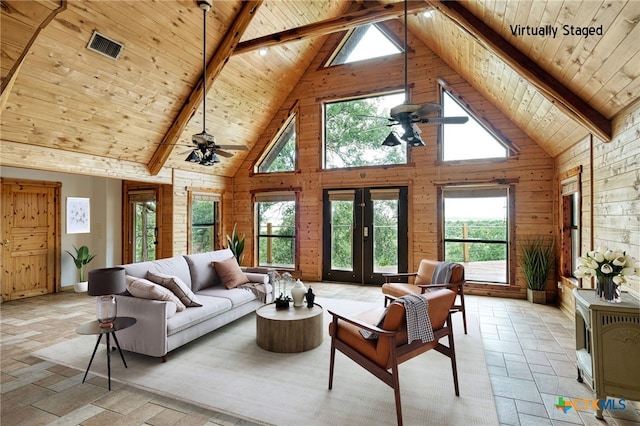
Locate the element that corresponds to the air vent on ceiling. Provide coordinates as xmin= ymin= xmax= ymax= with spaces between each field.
xmin=87 ymin=31 xmax=123 ymax=60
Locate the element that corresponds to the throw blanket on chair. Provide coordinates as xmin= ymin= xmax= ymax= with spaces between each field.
xmin=359 ymin=294 xmax=434 ymax=344
xmin=396 ymin=294 xmax=434 ymax=344
xmin=431 ymin=261 xmax=457 ymax=285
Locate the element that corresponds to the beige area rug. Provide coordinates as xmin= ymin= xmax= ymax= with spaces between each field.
xmin=34 ymin=298 xmax=497 ymax=426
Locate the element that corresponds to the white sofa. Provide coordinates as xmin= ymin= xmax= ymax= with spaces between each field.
xmin=113 ymin=249 xmax=272 ymax=361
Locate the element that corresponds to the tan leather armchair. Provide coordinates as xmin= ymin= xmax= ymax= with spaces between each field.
xmin=382 ymin=259 xmax=467 ymax=334
xmin=328 ymin=289 xmax=459 ymax=426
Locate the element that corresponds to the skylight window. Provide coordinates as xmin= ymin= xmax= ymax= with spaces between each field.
xmin=330 ymin=24 xmax=401 ymax=66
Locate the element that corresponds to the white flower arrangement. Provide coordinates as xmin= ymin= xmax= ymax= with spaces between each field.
xmin=574 ymin=247 xmax=639 ymax=285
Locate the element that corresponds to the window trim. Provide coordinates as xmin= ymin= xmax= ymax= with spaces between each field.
xmin=559 ymin=167 xmax=582 ymax=283
xmin=437 ymin=79 xmax=519 ymax=163
xmin=254 ymin=107 xmax=299 ymax=174
xmin=187 ymin=190 xmax=221 ymax=254
xmin=437 ymin=182 xmax=517 ymax=287
xmin=253 ymin=190 xmax=299 ymax=270
xmin=322 ymin=91 xmax=408 ymax=170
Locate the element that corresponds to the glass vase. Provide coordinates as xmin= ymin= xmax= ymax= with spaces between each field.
xmin=596 ymin=276 xmax=621 ymax=303
xmin=96 ymin=294 xmax=117 ymax=326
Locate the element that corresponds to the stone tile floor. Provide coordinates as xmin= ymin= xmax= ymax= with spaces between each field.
xmin=1 ymin=283 xmax=639 ymax=425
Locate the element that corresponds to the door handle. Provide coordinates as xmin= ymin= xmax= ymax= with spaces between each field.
xmin=2 ymin=239 xmax=9 ymax=248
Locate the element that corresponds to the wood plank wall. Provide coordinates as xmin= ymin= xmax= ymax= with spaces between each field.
xmin=555 ymin=101 xmax=640 ymax=315
xmin=231 ymin=21 xmax=555 ymax=299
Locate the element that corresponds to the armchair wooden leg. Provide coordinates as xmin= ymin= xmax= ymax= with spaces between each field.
xmin=329 ymin=319 xmax=337 ymax=390
xmin=391 ymin=363 xmax=403 ymax=426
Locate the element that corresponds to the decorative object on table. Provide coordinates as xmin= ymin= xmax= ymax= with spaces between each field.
xmin=66 ymin=245 xmax=96 ymax=292
xmin=66 ymin=197 xmax=90 ymax=234
xmin=305 ymin=287 xmax=315 ymax=308
xmin=225 ymin=223 xmax=245 ymax=265
xmin=520 ymin=237 xmax=554 ymax=304
xmin=574 ymin=247 xmax=638 ymax=303
xmin=88 ymin=267 xmax=126 ymax=327
xmin=291 ymin=278 xmax=307 ymax=307
xmin=274 ymin=293 xmax=292 ymax=310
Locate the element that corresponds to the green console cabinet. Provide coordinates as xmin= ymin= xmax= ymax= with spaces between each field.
xmin=573 ymin=288 xmax=640 ymax=419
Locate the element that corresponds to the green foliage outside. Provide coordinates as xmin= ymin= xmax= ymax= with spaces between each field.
xmin=258 ymin=201 xmax=296 ymax=267
xmin=191 ymin=199 xmax=216 ymax=253
xmin=325 ymin=95 xmax=406 ymax=168
xmin=444 ymin=219 xmax=507 ymax=263
xmin=134 ymin=201 xmax=156 ymax=262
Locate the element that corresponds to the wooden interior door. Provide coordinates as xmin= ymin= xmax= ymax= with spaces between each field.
xmin=1 ymin=179 xmax=60 ymax=301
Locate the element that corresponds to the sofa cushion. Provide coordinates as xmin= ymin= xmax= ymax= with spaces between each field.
xmin=125 ymin=275 xmax=186 ymax=312
xmin=147 ymin=271 xmax=202 ymax=307
xmin=196 ymin=286 xmax=257 ymax=308
xmin=183 ymin=248 xmax=236 ymax=291
xmin=166 ymin=295 xmax=233 ymax=336
xmin=213 ymin=257 xmax=249 ymax=289
xmin=119 ymin=256 xmax=193 ymax=290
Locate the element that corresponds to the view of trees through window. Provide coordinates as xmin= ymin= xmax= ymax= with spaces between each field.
xmin=133 ymin=201 xmax=156 ymax=262
xmin=257 ymin=116 xmax=296 ymax=173
xmin=191 ymin=198 xmax=217 ymax=254
xmin=443 ymin=191 xmax=508 ymax=283
xmin=257 ymin=200 xmax=296 ymax=268
xmin=324 ymin=92 xmax=406 ymax=169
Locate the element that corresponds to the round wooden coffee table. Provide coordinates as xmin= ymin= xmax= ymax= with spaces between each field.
xmin=256 ymin=303 xmax=323 ymax=353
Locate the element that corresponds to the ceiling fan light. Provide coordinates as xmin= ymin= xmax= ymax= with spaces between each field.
xmin=382 ymin=131 xmax=403 ymax=147
xmin=186 ymin=150 xmax=201 ymax=163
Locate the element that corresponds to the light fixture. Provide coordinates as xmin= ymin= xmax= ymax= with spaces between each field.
xmin=185 ymin=1 xmax=221 ymax=166
xmin=87 ymin=267 xmax=126 ymax=328
xmin=400 ymin=123 xmax=425 ymax=147
xmin=259 ymin=47 xmax=268 ymax=56
xmin=382 ymin=132 xmax=403 ymax=147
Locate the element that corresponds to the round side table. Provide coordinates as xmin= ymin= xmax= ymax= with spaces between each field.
xmin=76 ymin=316 xmax=136 ymax=390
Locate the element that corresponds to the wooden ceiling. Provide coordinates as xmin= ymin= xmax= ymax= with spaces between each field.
xmin=2 ymin=0 xmax=639 ymax=179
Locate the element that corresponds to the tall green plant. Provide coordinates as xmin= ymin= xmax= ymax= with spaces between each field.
xmin=226 ymin=224 xmax=245 ymax=265
xmin=520 ymin=237 xmax=554 ymax=290
xmin=66 ymin=245 xmax=96 ymax=282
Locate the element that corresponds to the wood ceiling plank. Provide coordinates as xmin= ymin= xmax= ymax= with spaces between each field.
xmin=148 ymin=0 xmax=264 ymax=176
xmin=429 ymin=0 xmax=611 ymax=142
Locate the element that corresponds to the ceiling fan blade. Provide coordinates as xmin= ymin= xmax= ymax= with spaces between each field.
xmin=420 ymin=116 xmax=469 ymax=125
xmin=216 ymin=150 xmax=234 ymax=158
xmin=216 ymin=145 xmax=248 ymax=151
xmin=413 ymin=103 xmax=441 ymax=117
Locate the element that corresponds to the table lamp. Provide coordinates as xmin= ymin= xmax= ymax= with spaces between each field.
xmin=87 ymin=267 xmax=126 ymax=328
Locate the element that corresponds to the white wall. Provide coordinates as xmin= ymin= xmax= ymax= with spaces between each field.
xmin=0 ymin=166 xmax=122 ymax=288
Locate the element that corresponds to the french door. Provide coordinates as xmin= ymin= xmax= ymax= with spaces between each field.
xmin=322 ymin=187 xmax=408 ymax=285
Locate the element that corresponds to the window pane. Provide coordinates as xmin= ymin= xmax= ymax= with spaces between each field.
xmin=373 ymin=199 xmax=398 ymax=273
xmin=257 ymin=200 xmax=296 ymax=268
xmin=324 ymin=93 xmax=406 ymax=169
xmin=331 ymin=200 xmax=353 ymax=270
xmin=191 ymin=199 xmax=216 ymax=254
xmin=258 ymin=117 xmax=296 ymax=173
xmin=442 ymin=91 xmax=507 ymax=161
xmin=330 ymin=24 xmax=401 ymax=66
xmin=444 ymin=195 xmax=508 ymax=284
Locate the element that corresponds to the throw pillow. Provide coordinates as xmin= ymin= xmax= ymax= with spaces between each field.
xmin=213 ymin=257 xmax=249 ymax=289
xmin=125 ymin=275 xmax=186 ymax=312
xmin=146 ymin=271 xmax=202 ymax=307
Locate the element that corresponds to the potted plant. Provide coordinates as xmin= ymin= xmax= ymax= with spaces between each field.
xmin=520 ymin=237 xmax=554 ymax=304
xmin=66 ymin=245 xmax=96 ymax=291
xmin=225 ymin=224 xmax=245 ymax=265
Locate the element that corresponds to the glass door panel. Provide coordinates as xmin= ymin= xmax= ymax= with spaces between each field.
xmin=331 ymin=200 xmax=354 ymax=271
xmin=133 ymin=200 xmax=157 ymax=262
xmin=372 ymin=199 xmax=399 ymax=274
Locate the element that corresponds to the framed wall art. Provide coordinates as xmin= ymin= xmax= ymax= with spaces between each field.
xmin=66 ymin=197 xmax=90 ymax=234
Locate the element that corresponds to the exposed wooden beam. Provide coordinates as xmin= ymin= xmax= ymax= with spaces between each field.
xmin=1 ymin=0 xmax=66 ymax=98
xmin=233 ymin=1 xmax=431 ymax=55
xmin=147 ymin=0 xmax=263 ymax=176
xmin=429 ymin=0 xmax=611 ymax=142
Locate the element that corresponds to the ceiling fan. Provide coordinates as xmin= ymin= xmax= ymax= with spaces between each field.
xmin=382 ymin=0 xmax=468 ymax=147
xmin=185 ymin=0 xmax=247 ymax=166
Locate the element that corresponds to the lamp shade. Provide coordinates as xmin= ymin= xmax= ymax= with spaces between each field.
xmin=87 ymin=267 xmax=126 ymax=296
